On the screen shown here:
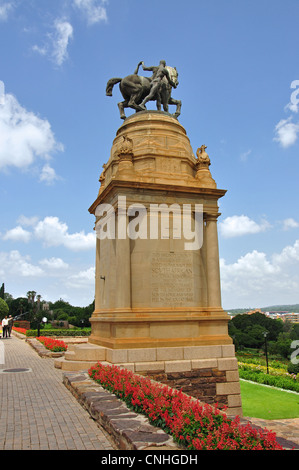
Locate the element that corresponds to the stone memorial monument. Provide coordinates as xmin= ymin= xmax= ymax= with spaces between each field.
xmin=56 ymin=60 xmax=242 ymax=416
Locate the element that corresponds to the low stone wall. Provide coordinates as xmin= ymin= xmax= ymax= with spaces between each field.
xmin=62 ymin=371 xmax=181 ymax=451
xmin=146 ymin=367 xmax=228 ymax=408
xmin=26 ymin=338 xmax=65 ymax=358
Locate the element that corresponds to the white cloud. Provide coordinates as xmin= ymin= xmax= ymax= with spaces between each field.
xmin=282 ymin=218 xmax=299 ymax=231
xmin=2 ymin=226 xmax=31 ymax=243
xmin=0 ymin=250 xmax=44 ymax=277
xmin=240 ymin=149 xmax=251 ymax=162
xmin=221 ymin=240 xmax=299 ymax=308
xmin=34 ymin=216 xmax=96 ymax=251
xmin=285 ymin=101 xmax=299 ymax=114
xmin=219 ymin=215 xmax=270 ymax=238
xmin=39 ymin=257 xmax=69 ymax=270
xmin=66 ymin=266 xmax=95 ymax=288
xmin=3 ymin=216 xmax=96 ymax=251
xmin=32 ymin=19 xmax=73 ymax=67
xmin=0 ymin=90 xmax=63 ymax=174
xmin=39 ymin=163 xmax=59 ymax=185
xmin=272 ymin=239 xmax=299 ymax=265
xmin=73 ymin=0 xmax=108 ymax=25
xmin=274 ymin=81 xmax=299 ymax=148
xmin=32 ymin=44 xmax=47 ymax=56
xmin=221 ymin=250 xmax=279 ymax=281
xmin=274 ymin=118 xmax=299 ymax=148
xmin=0 ymin=1 xmax=14 ymax=21
xmin=51 ymin=19 xmax=73 ymax=66
xmin=17 ymin=215 xmax=39 ymax=227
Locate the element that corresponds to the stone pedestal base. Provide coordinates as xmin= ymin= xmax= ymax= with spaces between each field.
xmin=55 ymin=342 xmax=242 ymax=416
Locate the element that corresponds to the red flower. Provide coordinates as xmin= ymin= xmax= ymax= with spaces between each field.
xmin=88 ymin=362 xmax=283 ymax=451
xmin=37 ymin=336 xmax=67 ymax=352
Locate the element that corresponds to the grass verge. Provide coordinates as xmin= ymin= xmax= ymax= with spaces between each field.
xmin=240 ymin=379 xmax=299 ymax=420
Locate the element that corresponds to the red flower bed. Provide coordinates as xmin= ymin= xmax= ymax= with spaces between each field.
xmin=88 ymin=362 xmax=283 ymax=450
xmin=37 ymin=336 xmax=68 ymax=352
xmin=12 ymin=327 xmax=27 ymax=335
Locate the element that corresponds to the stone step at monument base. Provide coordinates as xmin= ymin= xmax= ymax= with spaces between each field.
xmin=56 ymin=342 xmax=236 ymax=367
xmin=65 ymin=343 xmax=106 ymax=361
xmin=55 ymin=357 xmax=102 ymax=371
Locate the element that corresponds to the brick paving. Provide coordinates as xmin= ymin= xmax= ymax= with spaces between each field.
xmin=0 ymin=334 xmax=116 ymax=450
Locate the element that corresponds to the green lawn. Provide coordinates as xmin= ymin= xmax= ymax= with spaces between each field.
xmin=240 ymin=379 xmax=299 ymax=420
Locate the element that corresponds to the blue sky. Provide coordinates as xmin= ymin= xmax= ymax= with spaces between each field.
xmin=0 ymin=0 xmax=299 ymax=310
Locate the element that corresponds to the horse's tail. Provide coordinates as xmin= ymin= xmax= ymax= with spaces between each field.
xmin=106 ymin=78 xmax=122 ymax=96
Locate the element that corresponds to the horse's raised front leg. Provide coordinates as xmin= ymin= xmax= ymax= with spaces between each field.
xmin=169 ymin=98 xmax=182 ymax=119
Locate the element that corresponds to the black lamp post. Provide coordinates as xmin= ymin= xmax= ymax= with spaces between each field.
xmin=37 ymin=317 xmax=48 ymax=337
xmin=263 ymin=331 xmax=269 ymax=374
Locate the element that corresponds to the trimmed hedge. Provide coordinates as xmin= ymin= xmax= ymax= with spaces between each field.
xmin=239 ymin=369 xmax=299 ymax=393
xmin=26 ymin=328 xmax=91 ymax=337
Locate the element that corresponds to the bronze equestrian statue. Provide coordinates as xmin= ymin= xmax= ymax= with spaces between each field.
xmin=106 ymin=60 xmax=181 ymax=120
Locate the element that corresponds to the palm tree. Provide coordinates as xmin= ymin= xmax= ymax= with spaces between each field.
xmin=26 ymin=291 xmax=36 ymax=306
xmin=36 ymin=294 xmax=42 ymax=311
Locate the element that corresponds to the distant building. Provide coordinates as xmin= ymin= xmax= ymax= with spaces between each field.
xmin=281 ymin=312 xmax=299 ymax=323
xmin=246 ymin=309 xmax=263 ymax=315
xmin=227 ymin=309 xmax=299 ymax=323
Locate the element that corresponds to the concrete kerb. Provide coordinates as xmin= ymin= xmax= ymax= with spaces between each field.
xmin=14 ymin=331 xmax=86 ymax=359
xmin=26 ymin=337 xmax=66 ymax=359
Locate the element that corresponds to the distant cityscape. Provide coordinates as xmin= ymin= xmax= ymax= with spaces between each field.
xmin=228 ymin=308 xmax=299 ymax=323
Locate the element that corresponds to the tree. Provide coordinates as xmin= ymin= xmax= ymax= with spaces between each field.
xmin=36 ymin=294 xmax=42 ymax=311
xmin=268 ymin=332 xmax=292 ymax=359
xmin=0 ymin=283 xmax=4 ymax=299
xmin=4 ymin=292 xmax=13 ymax=307
xmin=244 ymin=324 xmax=266 ymax=348
xmin=229 ymin=313 xmax=284 ymax=350
xmin=9 ymin=297 xmax=28 ymax=317
xmin=26 ymin=291 xmax=36 ymax=306
xmin=290 ymin=323 xmax=299 ymax=340
xmin=0 ymin=298 xmax=9 ymax=318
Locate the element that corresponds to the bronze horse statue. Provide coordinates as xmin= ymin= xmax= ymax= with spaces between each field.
xmin=106 ymin=61 xmax=181 ymax=120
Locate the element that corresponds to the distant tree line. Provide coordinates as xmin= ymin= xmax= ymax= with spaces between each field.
xmin=0 ymin=285 xmax=93 ymax=329
xmin=229 ymin=312 xmax=299 ymax=359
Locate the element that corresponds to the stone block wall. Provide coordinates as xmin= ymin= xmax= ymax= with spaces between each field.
xmin=146 ymin=367 xmax=231 ymax=410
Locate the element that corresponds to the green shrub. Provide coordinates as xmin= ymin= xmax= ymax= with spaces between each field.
xmin=26 ymin=328 xmax=91 ymax=337
xmin=239 ymin=369 xmax=299 ymax=393
xmin=287 ymin=361 xmax=299 ymax=375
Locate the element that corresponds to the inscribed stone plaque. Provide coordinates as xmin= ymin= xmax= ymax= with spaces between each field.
xmin=151 ymin=252 xmax=194 ymax=306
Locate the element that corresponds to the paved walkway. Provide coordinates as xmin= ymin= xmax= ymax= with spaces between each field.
xmin=0 ymin=334 xmax=116 ymax=450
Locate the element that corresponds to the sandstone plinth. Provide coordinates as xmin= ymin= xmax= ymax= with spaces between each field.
xmin=56 ymin=111 xmax=242 ymax=416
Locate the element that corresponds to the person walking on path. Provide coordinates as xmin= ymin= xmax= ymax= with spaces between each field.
xmin=1 ymin=316 xmax=8 ymax=338
xmin=7 ymin=315 xmax=13 ymax=337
